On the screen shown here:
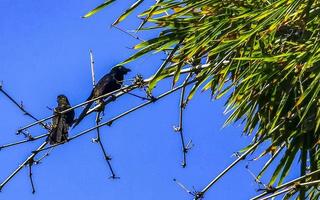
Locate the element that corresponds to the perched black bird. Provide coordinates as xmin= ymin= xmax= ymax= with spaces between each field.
xmin=73 ymin=65 xmax=131 ymax=128
xmin=48 ymin=95 xmax=75 ymax=144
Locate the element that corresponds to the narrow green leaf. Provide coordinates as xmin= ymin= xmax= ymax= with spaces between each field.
xmin=148 ymin=40 xmax=182 ymax=92
xmin=112 ymin=0 xmax=144 ymax=25
xmin=82 ymin=0 xmax=116 ymax=18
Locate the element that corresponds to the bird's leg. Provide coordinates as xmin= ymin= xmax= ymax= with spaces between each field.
xmin=94 ymin=112 xmax=118 ymax=179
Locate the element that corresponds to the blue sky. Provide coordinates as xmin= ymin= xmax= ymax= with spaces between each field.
xmin=0 ymin=1 xmax=300 ymax=200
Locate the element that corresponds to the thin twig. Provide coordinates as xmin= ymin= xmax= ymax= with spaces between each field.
xmin=245 ymin=164 xmax=268 ymax=190
xmin=250 ymin=169 xmax=320 ymax=200
xmin=34 ymin=147 xmax=53 ymax=164
xmin=33 ymin=80 xmax=197 ymax=154
xmin=0 ymin=87 xmax=50 ymax=133
xmin=28 ymin=161 xmax=36 ymax=194
xmin=259 ymin=186 xmax=295 ymax=200
xmin=126 ymin=91 xmax=150 ymax=100
xmin=94 ymin=112 xmax=118 ymax=179
xmin=0 ymin=133 xmax=49 ymax=150
xmin=119 ymin=87 xmax=150 ymax=100
xmin=112 ymin=25 xmax=145 ymax=42
xmin=259 ymin=180 xmax=320 ymax=200
xmin=194 ymin=141 xmax=262 ymax=200
xmin=0 ymin=142 xmax=48 ymax=191
xmin=89 ymin=49 xmax=96 ymax=87
xmin=173 ymin=178 xmax=195 ymax=196
xmin=136 ymin=0 xmax=163 ymax=32
xmin=175 ymin=73 xmax=193 ymax=168
xmin=256 ymin=143 xmax=285 ymax=178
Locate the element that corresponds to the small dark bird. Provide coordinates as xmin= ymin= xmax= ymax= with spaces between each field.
xmin=73 ymin=65 xmax=131 ymax=128
xmin=48 ymin=95 xmax=75 ymax=144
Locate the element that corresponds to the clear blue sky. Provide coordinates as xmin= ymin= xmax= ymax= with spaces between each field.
xmin=0 ymin=1 xmax=300 ymax=200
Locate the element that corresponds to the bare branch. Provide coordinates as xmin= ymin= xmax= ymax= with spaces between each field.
xmin=258 ymin=180 xmax=320 ymax=200
xmin=259 ymin=186 xmax=295 ymax=200
xmin=32 ymin=80 xmax=196 ymax=154
xmin=174 ymin=73 xmax=193 ymax=168
xmin=89 ymin=49 xmax=96 ymax=87
xmin=28 ymin=161 xmax=36 ymax=194
xmin=250 ymin=169 xmax=320 ymax=200
xmin=0 ymin=86 xmax=50 ymax=133
xmin=34 ymin=147 xmax=53 ymax=164
xmin=256 ymin=143 xmax=285 ymax=178
xmin=194 ymin=141 xmax=262 ymax=200
xmin=0 ymin=142 xmax=48 ymax=191
xmin=94 ymin=112 xmax=118 ymax=179
xmin=112 ymin=25 xmax=145 ymax=42
xmin=173 ymin=178 xmax=196 ymax=196
xmin=17 ymin=64 xmax=205 ymax=133
xmin=0 ymin=133 xmax=49 ymax=150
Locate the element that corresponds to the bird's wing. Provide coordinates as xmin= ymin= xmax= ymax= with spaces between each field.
xmin=94 ymin=73 xmax=114 ymax=96
xmin=65 ymin=105 xmax=75 ymax=126
xmin=72 ymin=90 xmax=94 ymax=128
xmin=49 ymin=115 xmax=69 ymax=144
xmin=73 ymin=72 xmax=116 ymax=128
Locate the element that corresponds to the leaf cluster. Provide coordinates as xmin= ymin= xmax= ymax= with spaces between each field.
xmin=84 ymin=0 xmax=320 ymax=198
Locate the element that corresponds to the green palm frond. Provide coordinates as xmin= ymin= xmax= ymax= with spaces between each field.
xmin=85 ymin=0 xmax=320 ymax=198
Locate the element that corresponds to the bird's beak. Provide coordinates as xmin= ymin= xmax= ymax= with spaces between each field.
xmin=125 ymin=68 xmax=131 ymax=73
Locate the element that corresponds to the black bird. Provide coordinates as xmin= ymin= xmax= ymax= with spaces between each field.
xmin=73 ymin=65 xmax=131 ymax=128
xmin=48 ymin=95 xmax=75 ymax=144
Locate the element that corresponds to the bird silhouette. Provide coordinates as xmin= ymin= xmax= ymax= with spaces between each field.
xmin=48 ymin=95 xmax=75 ymax=144
xmin=73 ymin=65 xmax=131 ymax=128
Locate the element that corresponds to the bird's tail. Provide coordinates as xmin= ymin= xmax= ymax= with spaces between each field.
xmin=72 ymin=92 xmax=94 ymax=128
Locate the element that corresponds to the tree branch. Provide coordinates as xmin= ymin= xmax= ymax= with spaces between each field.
xmin=112 ymin=25 xmax=145 ymax=42
xmin=28 ymin=161 xmax=36 ymax=194
xmin=32 ymin=80 xmax=196 ymax=154
xmin=0 ymin=133 xmax=49 ymax=150
xmin=174 ymin=73 xmax=193 ymax=168
xmin=0 ymin=86 xmax=50 ymax=134
xmin=94 ymin=112 xmax=118 ymax=179
xmin=194 ymin=141 xmax=262 ymax=200
xmin=258 ymin=180 xmax=320 ymax=200
xmin=0 ymin=142 xmax=48 ymax=191
xmin=89 ymin=49 xmax=96 ymax=87
xmin=17 ymin=64 xmax=206 ymax=133
xmin=250 ymin=169 xmax=320 ymax=200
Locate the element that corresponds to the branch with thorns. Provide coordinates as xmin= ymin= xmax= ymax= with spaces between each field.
xmin=173 ymin=73 xmax=194 ymax=168
xmin=0 ymin=86 xmax=50 ymax=137
xmin=89 ymin=50 xmax=117 ymax=179
xmin=0 ymin=85 xmax=54 ymax=193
